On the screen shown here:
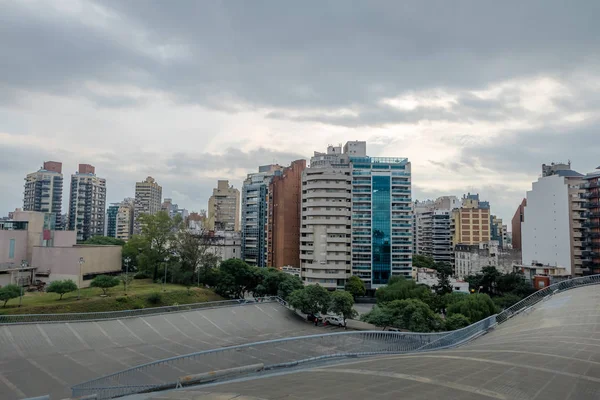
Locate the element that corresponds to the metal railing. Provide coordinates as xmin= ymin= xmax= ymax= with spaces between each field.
xmin=496 ymin=274 xmax=600 ymax=323
xmin=71 ymin=315 xmax=497 ymax=399
xmin=0 ymin=296 xmax=284 ymax=325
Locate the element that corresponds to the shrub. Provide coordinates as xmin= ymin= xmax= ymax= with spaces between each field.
xmin=46 ymin=280 xmax=78 ymax=300
xmin=147 ymin=292 xmax=162 ymax=305
xmin=131 ymin=301 xmax=145 ymax=310
xmin=134 ymin=272 xmax=150 ymax=279
xmin=0 ymin=284 xmax=21 ymax=307
xmin=90 ymin=275 xmax=120 ymax=296
xmin=115 ymin=296 xmax=129 ymax=303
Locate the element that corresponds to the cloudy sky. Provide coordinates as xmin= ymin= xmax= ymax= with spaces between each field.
xmin=2 ymin=0 xmax=599 ymax=225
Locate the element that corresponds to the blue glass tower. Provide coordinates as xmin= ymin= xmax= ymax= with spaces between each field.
xmin=350 ymin=157 xmax=411 ymax=288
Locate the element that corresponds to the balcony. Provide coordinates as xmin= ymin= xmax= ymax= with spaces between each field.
xmin=583 ymin=181 xmax=600 ymax=189
xmin=584 ymin=191 xmax=600 ymax=199
xmin=583 ymin=202 xmax=600 ymax=208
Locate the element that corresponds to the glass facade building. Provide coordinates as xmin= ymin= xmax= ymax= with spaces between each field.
xmin=350 ymin=156 xmax=412 ymax=288
xmin=106 ymin=204 xmax=119 ymax=238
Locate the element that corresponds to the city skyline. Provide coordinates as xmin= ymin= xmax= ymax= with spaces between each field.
xmin=2 ymin=2 xmax=600 ymax=226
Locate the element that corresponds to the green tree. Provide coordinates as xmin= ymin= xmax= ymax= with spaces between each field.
xmin=174 ymin=268 xmax=195 ymax=293
xmin=330 ymin=291 xmax=357 ymax=324
xmin=412 ymin=255 xmax=435 ymax=269
xmin=444 ymin=313 xmax=471 ymax=330
xmin=118 ymin=274 xmax=134 ymax=293
xmin=137 ymin=211 xmax=182 ymax=280
xmin=497 ymin=272 xmax=534 ymax=297
xmin=287 ymin=285 xmax=331 ymax=315
xmin=172 ymin=229 xmax=215 ymax=285
xmin=493 ymin=293 xmax=522 ymax=310
xmin=375 ymin=276 xmax=433 ymax=306
xmin=277 ymin=274 xmax=304 ymax=300
xmin=479 ymin=266 xmax=501 ymax=295
xmin=345 ymin=276 xmax=366 ymax=299
xmin=122 ymin=234 xmax=151 ymax=273
xmin=83 ymin=236 xmax=126 ymax=246
xmin=363 ymin=299 xmax=442 ymax=332
xmin=90 ymin=275 xmax=120 ymax=296
xmin=0 ymin=284 xmax=21 ymax=307
xmin=214 ymin=258 xmax=255 ymax=299
xmin=432 ymin=262 xmax=453 ymax=296
xmin=46 ymin=280 xmax=78 ymax=300
xmin=361 ymin=305 xmax=395 ymax=330
xmin=447 ymin=293 xmax=498 ymax=323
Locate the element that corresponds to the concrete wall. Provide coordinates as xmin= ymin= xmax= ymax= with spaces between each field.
xmin=32 ymin=245 xmax=122 ymax=287
xmin=53 ymin=230 xmax=77 ymax=246
xmin=522 ymin=175 xmax=572 ymax=273
xmin=0 ymin=231 xmax=28 ymax=266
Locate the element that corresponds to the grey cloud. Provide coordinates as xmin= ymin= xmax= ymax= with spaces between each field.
xmin=3 ymin=0 xmax=600 ymax=117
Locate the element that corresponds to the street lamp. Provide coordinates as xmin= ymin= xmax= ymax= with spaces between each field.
xmin=124 ymin=257 xmax=131 ymax=295
xmin=78 ymin=257 xmax=85 ymax=300
xmin=19 ymin=260 xmax=28 ymax=307
xmin=163 ymin=256 xmax=170 ymax=292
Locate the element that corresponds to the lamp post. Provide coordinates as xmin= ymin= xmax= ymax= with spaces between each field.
xmin=163 ymin=256 xmax=169 ymax=292
xmin=124 ymin=257 xmax=131 ymax=295
xmin=78 ymin=257 xmax=85 ymax=300
xmin=19 ymin=260 xmax=27 ymax=307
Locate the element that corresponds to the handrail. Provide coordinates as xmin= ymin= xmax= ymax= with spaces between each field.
xmin=0 ymin=296 xmax=283 ymax=325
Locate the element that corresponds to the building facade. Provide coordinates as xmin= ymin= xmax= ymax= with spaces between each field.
xmin=267 ymin=160 xmax=306 ymax=268
xmin=134 ymin=176 xmax=162 ymax=234
xmin=23 ymin=161 xmax=64 ymax=229
xmin=206 ymin=231 xmax=242 ymax=263
xmin=511 ymin=198 xmax=527 ymax=250
xmin=68 ymin=164 xmax=106 ymax=242
xmin=115 ymin=198 xmax=134 ymax=241
xmin=583 ymin=166 xmax=600 ymax=274
xmin=413 ymin=200 xmax=434 ymax=256
xmin=300 ymin=145 xmax=352 ymax=288
xmin=241 ymin=165 xmax=283 ymax=267
xmin=431 ymin=210 xmax=453 ymax=264
xmin=490 ymin=215 xmax=506 ymax=248
xmin=106 ymin=203 xmax=119 ymax=238
xmin=451 ymin=194 xmax=491 ymax=246
xmin=207 ymin=180 xmax=240 ymax=232
xmin=521 ymin=166 xmax=586 ymax=276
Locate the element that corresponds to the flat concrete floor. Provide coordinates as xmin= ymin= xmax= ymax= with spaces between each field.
xmin=0 ymin=302 xmax=333 ymax=400
xmin=143 ymin=285 xmax=600 ymax=400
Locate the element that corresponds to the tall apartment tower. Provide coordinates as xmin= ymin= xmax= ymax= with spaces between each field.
xmin=301 ymin=144 xmax=353 ymax=288
xmin=511 ymin=198 xmax=527 ymax=250
xmin=413 ymin=200 xmax=434 ymax=256
xmin=207 ymin=180 xmax=240 ymax=232
xmin=582 ymin=166 xmax=600 ymax=274
xmin=241 ymin=165 xmax=284 ymax=267
xmin=300 ymin=141 xmax=412 ymax=289
xmin=522 ymin=164 xmax=586 ymax=276
xmin=134 ymin=176 xmax=162 ymax=234
xmin=23 ymin=161 xmax=64 ymax=228
xmin=68 ymin=164 xmax=106 ymax=242
xmin=267 ymin=160 xmax=307 ymax=269
xmin=116 ymin=198 xmax=135 ymax=241
xmin=451 ymin=193 xmax=491 ymax=246
xmin=106 ymin=203 xmax=119 ymax=238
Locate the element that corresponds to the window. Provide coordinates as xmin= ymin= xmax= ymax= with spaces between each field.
xmin=8 ymin=239 xmax=15 ymax=259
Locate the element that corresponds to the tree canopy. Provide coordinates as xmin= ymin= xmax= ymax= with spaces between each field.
xmin=0 ymin=284 xmax=20 ymax=307
xmin=288 ymin=284 xmax=331 ymax=315
xmin=83 ymin=236 xmax=125 ymax=246
xmin=446 ymin=293 xmax=498 ymax=323
xmin=90 ymin=275 xmax=120 ymax=295
xmin=46 ymin=280 xmax=78 ymax=300
xmin=363 ymin=298 xmax=443 ymax=332
xmin=412 ymin=255 xmax=435 ymax=269
xmin=330 ymin=290 xmax=357 ymax=322
xmin=345 ymin=276 xmax=366 ymax=298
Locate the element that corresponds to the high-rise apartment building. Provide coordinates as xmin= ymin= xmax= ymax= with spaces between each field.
xmin=134 ymin=176 xmax=162 ymax=234
xmin=161 ymin=198 xmax=189 ymax=220
xmin=582 ymin=166 xmax=600 ymax=274
xmin=451 ymin=193 xmax=491 ymax=247
xmin=241 ymin=165 xmax=284 ymax=267
xmin=490 ymin=215 xmax=506 ymax=248
xmin=207 ymin=180 xmax=240 ymax=232
xmin=68 ymin=164 xmax=106 ymax=242
xmin=413 ymin=200 xmax=434 ymax=256
xmin=300 ymin=141 xmax=412 ymax=289
xmin=116 ymin=199 xmax=135 ymax=241
xmin=300 ymin=145 xmax=352 ymax=288
xmin=23 ymin=161 xmax=64 ymax=229
xmin=106 ymin=203 xmax=119 ymax=238
xmin=522 ymin=164 xmax=586 ymax=276
xmin=413 ymin=197 xmax=456 ymax=264
xmin=511 ymin=198 xmax=527 ymax=250
xmin=267 ymin=160 xmax=306 ymax=269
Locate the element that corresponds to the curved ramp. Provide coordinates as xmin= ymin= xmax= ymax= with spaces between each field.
xmin=161 ymin=285 xmax=600 ymax=400
xmin=0 ymin=303 xmax=324 ymax=400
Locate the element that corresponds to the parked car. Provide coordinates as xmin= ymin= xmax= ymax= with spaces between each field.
xmin=306 ymin=314 xmax=323 ymax=323
xmin=324 ymin=315 xmax=346 ymax=327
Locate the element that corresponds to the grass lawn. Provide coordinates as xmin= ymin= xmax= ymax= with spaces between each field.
xmin=0 ymin=279 xmax=223 ymax=315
